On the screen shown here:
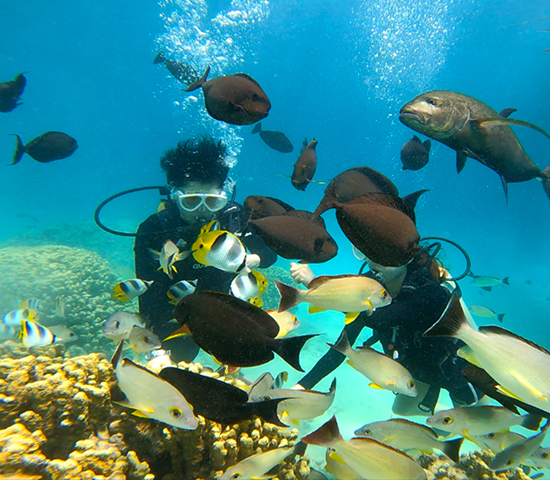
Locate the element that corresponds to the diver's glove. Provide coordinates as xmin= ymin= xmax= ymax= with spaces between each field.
xmin=290 ymin=262 xmax=315 ymax=287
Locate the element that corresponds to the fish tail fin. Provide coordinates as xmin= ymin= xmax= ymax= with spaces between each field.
xmin=153 ymin=51 xmax=165 ymax=64
xmin=272 ymin=334 xmax=317 ymax=372
xmin=274 ymin=280 xmax=302 ymax=312
xmin=10 ymin=134 xmax=25 ymax=165
xmin=441 ymin=437 xmax=464 ymax=463
xmin=327 ymin=330 xmax=351 ymax=355
xmin=251 ymin=398 xmax=287 ymax=427
xmin=497 ymin=313 xmax=505 ymax=323
xmin=251 ymin=122 xmax=262 ymax=134
xmin=502 ymin=276 xmax=510 ymax=286
xmin=522 ymin=414 xmax=543 ymax=431
xmin=423 ymin=288 xmax=467 ymax=338
xmin=185 ymin=65 xmax=210 ymax=92
xmin=111 ymin=339 xmax=125 ymax=368
xmin=302 ymin=415 xmax=343 ymax=447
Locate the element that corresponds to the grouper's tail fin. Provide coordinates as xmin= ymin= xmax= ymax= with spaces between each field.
xmin=423 ymin=288 xmax=467 ymax=338
xmin=543 ymin=165 xmax=550 ymax=201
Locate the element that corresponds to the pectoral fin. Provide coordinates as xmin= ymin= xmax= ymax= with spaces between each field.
xmin=495 ymin=384 xmax=524 ymax=401
xmin=328 ymin=451 xmax=346 ymax=464
xmin=164 ymin=324 xmax=191 ymax=341
xmin=456 ymin=151 xmax=467 ymax=173
xmin=472 ymin=117 xmax=550 ymax=140
xmin=369 ymin=383 xmax=385 ymax=390
xmin=344 ymin=312 xmax=360 ymax=324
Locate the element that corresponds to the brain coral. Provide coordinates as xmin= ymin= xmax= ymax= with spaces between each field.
xmin=0 ymin=245 xmax=136 ymax=356
xmin=0 ymin=351 xmax=309 ymax=480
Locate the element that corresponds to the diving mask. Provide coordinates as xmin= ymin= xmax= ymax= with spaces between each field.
xmin=171 ymin=190 xmax=229 ymax=213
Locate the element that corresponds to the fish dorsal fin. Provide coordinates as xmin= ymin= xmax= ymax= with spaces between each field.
xmin=499 ymin=108 xmax=517 ymax=118
xmin=472 ymin=117 xmax=550 ymax=140
xmin=264 ymin=197 xmax=295 ymax=212
xmin=412 ymin=135 xmax=422 ymax=143
xmin=347 ymin=193 xmax=416 ymax=223
xmin=388 ymin=418 xmax=438 ymax=438
xmin=307 ymin=274 xmax=363 ymax=290
xmin=234 ymin=73 xmax=261 ymax=87
xmin=282 ymin=210 xmax=326 ymax=228
xmin=349 ymin=437 xmax=416 ymax=460
xmin=111 ymin=339 xmax=125 ymax=368
xmin=479 ymin=326 xmax=550 ymax=356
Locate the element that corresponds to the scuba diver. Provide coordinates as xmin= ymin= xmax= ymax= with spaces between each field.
xmin=290 ymin=245 xmax=483 ymax=415
xmin=132 ymin=136 xmax=277 ymax=362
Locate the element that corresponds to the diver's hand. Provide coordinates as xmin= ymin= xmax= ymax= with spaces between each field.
xmin=290 ymin=262 xmax=314 ymax=287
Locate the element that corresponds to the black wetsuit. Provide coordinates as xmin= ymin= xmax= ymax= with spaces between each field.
xmin=299 ymin=264 xmax=478 ymax=408
xmin=134 ymin=201 xmax=277 ymax=362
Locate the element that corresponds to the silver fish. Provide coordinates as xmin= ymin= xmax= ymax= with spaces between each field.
xmin=111 ymin=340 xmax=198 ymax=429
xmin=102 ymin=311 xmax=145 ymax=341
xmin=48 ymin=325 xmax=78 ymax=343
xmin=490 ymin=425 xmax=548 ymax=471
xmin=127 ymin=325 xmax=161 ymax=354
xmin=219 ymin=446 xmax=296 ymax=480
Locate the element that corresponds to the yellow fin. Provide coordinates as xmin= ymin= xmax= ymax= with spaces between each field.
xmin=132 ymin=410 xmax=152 ymax=418
xmin=344 ymin=312 xmax=360 ymax=324
xmin=291 ymin=419 xmax=300 ymax=426
xmin=278 ymin=329 xmax=288 ymax=337
xmin=457 ymin=345 xmax=483 ymax=368
xmin=164 ymin=324 xmax=191 ymax=341
xmin=509 ymin=370 xmax=548 ymax=401
xmin=328 ymin=451 xmax=346 ymax=464
xmin=346 ymin=360 xmax=358 ymax=371
xmin=369 ymin=383 xmax=384 ymax=390
xmin=308 ymin=305 xmax=325 ymax=314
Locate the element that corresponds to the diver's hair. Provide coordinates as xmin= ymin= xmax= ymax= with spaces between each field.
xmin=160 ymin=136 xmax=229 ymax=189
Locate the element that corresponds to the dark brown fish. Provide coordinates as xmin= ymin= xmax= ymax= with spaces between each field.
xmin=401 ymin=135 xmax=431 ymax=171
xmin=332 ymin=194 xmax=420 ymax=267
xmin=0 ymin=73 xmax=26 ymax=113
xmin=313 ymin=166 xmax=399 ymax=217
xmin=158 ymin=367 xmax=288 ymax=426
xmin=400 ymin=90 xmax=550 ymax=201
xmin=153 ymin=51 xmax=198 ymax=85
xmin=11 ymin=132 xmax=78 ymax=165
xmin=292 ymin=139 xmax=318 ymax=191
xmin=172 ymin=291 xmax=316 ymax=370
xmin=251 ymin=122 xmax=294 ymax=153
xmin=185 ymin=66 xmax=270 ymax=125
xmin=244 ymin=195 xmax=295 ymax=220
xmin=249 ymin=210 xmax=338 ymax=263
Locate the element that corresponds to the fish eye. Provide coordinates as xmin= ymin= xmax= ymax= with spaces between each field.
xmin=506 ymin=459 xmax=514 ymax=466
xmin=442 ymin=416 xmax=453 ymax=425
xmin=426 ymin=98 xmax=438 ymax=106
xmin=381 ymin=289 xmax=388 ymax=298
xmin=262 ymin=395 xmax=272 ymax=401
xmin=487 ymin=433 xmax=497 ymax=439
xmin=363 ymin=429 xmax=372 ymax=436
xmin=407 ymin=380 xmax=415 ymax=389
xmin=541 ymin=452 xmax=549 ymax=459
xmin=115 ymin=321 xmax=120 ymax=328
xmin=69 ymin=332 xmax=75 ymax=337
xmin=170 ymin=407 xmax=183 ymax=418
xmin=144 ymin=335 xmax=151 ymax=344
xmin=231 ymin=474 xmax=241 ymax=479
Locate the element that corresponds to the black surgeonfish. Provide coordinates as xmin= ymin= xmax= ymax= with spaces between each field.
xmin=249 ymin=210 xmax=338 ymax=264
xmin=331 ymin=194 xmax=421 ymax=267
xmin=153 ymin=51 xmax=198 ymax=85
xmin=244 ymin=195 xmax=295 ymax=220
xmin=158 ymin=367 xmax=288 ymax=426
xmin=399 ymin=90 xmax=550 ymax=201
xmin=401 ymin=135 xmax=431 ymax=171
xmin=185 ymin=66 xmax=270 ymax=125
xmin=291 ymin=139 xmax=318 ymax=191
xmin=11 ymin=132 xmax=78 ymax=165
xmin=172 ymin=291 xmax=316 ymax=370
xmin=251 ymin=122 xmax=293 ymax=153
xmin=0 ymin=73 xmax=26 ymax=113
xmin=313 ymin=166 xmax=399 ymax=217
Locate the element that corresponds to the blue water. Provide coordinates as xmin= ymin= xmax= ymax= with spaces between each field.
xmin=2 ymin=0 xmax=550 ymax=472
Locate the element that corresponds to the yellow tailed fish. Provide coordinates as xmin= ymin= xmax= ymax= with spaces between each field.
xmin=354 ymin=418 xmax=464 ymax=462
xmin=111 ymin=340 xmax=198 ymax=429
xmin=328 ymin=331 xmax=417 ymax=397
xmin=112 ymin=279 xmax=154 ymax=302
xmin=149 ymin=239 xmax=189 ymax=279
xmin=426 ymin=405 xmax=542 ymax=437
xmin=425 ymin=289 xmax=550 ymax=414
xmin=303 ymin=416 xmax=426 ymax=480
xmin=219 ymin=445 xmax=297 ymax=480
xmin=275 ymin=274 xmax=391 ymax=325
xmin=20 ymin=320 xmax=56 ymax=348
xmin=266 ymin=310 xmax=300 ymax=338
xmin=325 ymin=448 xmax=362 ymax=480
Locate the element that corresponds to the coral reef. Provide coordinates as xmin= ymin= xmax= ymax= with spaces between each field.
xmin=259 ymin=264 xmax=294 ymax=310
xmin=0 ymin=351 xmax=309 ymax=480
xmin=0 ymin=245 xmax=136 ymax=355
xmin=418 ymin=451 xmax=532 ymax=480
